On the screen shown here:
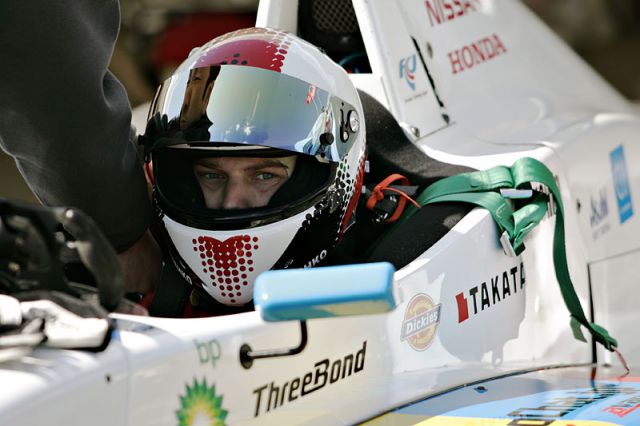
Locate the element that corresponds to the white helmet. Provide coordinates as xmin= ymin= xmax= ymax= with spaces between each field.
xmin=143 ymin=28 xmax=366 ymax=307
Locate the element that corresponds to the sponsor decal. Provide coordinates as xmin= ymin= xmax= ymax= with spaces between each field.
xmin=303 ymin=249 xmax=328 ymax=268
xmin=507 ymin=384 xmax=636 ymax=425
xmin=173 ymin=255 xmax=194 ymax=286
xmin=399 ymin=54 xmax=417 ymax=90
xmin=590 ymin=187 xmax=611 ymax=240
xmin=424 ymin=0 xmax=481 ymax=28
xmin=306 ymin=84 xmax=316 ymax=105
xmin=455 ymin=262 xmax=525 ymax=323
xmin=386 ymin=377 xmax=640 ymax=424
xmin=379 ymin=416 xmax=617 ymax=425
xmin=252 ymin=341 xmax=367 ymax=417
xmin=610 ymin=145 xmax=634 ymax=224
xmin=176 ymin=378 xmax=227 ymax=426
xmin=448 ymin=33 xmax=507 ymax=75
xmin=403 ymin=90 xmax=429 ymax=104
xmin=195 ymin=339 xmax=221 ymax=368
xmin=604 ymin=395 xmax=640 ymax=418
xmin=401 ymin=294 xmax=441 ymax=351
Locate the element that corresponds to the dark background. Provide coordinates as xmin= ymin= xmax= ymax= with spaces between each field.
xmin=2 ymin=0 xmax=639 ymax=204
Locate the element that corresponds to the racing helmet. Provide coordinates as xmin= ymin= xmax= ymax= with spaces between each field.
xmin=143 ymin=28 xmax=366 ymax=307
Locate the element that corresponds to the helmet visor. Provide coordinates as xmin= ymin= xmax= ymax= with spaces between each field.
xmin=146 ymin=65 xmax=360 ymax=162
xmin=153 ymin=148 xmax=336 ymax=230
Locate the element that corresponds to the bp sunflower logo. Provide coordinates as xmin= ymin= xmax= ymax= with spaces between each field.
xmin=176 ymin=378 xmax=228 ymax=426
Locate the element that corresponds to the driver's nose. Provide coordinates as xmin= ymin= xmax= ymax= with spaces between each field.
xmin=222 ymin=179 xmax=251 ymax=209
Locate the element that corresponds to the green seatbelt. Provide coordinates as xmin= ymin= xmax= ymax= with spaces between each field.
xmin=397 ymin=157 xmax=618 ymax=351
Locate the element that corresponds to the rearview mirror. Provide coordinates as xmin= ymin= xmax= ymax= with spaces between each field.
xmin=253 ymin=262 xmax=396 ymax=322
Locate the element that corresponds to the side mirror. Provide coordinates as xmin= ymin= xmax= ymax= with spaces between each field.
xmin=253 ymin=262 xmax=396 ymax=322
xmin=241 ymin=262 xmax=395 ymax=368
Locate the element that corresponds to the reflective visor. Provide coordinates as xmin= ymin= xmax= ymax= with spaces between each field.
xmin=146 ymin=65 xmax=359 ymax=162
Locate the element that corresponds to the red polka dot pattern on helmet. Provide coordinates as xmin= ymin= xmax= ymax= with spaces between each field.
xmin=192 ymin=235 xmax=259 ymax=303
xmin=340 ymin=154 xmax=366 ymax=238
xmin=195 ymin=28 xmax=291 ymax=72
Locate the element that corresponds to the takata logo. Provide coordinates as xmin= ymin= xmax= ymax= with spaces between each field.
xmin=401 ymin=294 xmax=441 ymax=351
xmin=456 ymin=262 xmax=525 ymax=323
xmin=399 ymin=54 xmax=417 ymax=90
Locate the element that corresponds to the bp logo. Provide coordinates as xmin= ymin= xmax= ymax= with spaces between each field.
xmin=401 ymin=293 xmax=441 ymax=351
xmin=176 ymin=378 xmax=228 ymax=426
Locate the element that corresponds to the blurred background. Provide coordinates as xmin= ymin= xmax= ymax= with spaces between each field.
xmin=2 ymin=0 xmax=639 ymax=204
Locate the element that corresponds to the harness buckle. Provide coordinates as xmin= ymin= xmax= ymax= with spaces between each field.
xmin=500 ymin=231 xmax=518 ymax=257
xmin=547 ymin=193 xmax=556 ymax=218
xmin=530 ymin=183 xmax=557 ymax=217
xmin=499 ymin=188 xmax=533 ymax=199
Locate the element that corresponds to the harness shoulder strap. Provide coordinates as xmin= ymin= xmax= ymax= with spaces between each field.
xmin=394 ymin=157 xmax=617 ymax=351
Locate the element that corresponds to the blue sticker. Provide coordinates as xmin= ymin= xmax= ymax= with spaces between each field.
xmin=441 ymin=384 xmax=640 ymax=423
xmin=394 ymin=380 xmax=640 ymax=425
xmin=610 ymin=145 xmax=634 ymax=224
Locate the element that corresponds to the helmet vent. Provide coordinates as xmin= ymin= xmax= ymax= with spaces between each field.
xmin=311 ymin=0 xmax=359 ymax=34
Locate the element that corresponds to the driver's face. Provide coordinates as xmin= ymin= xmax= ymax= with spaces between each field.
xmin=193 ymin=156 xmax=297 ymax=209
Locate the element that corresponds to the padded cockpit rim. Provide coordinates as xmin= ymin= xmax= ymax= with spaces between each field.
xmin=357 ymin=89 xmax=474 ymax=268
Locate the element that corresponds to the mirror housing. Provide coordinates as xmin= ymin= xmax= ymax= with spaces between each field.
xmin=253 ymin=262 xmax=396 ymax=322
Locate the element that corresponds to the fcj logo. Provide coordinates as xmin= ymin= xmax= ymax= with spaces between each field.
xmin=399 ymin=54 xmax=417 ymax=91
xmin=610 ymin=145 xmax=634 ymax=224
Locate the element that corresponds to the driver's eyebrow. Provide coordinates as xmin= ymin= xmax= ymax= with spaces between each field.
xmin=193 ymin=158 xmax=290 ymax=171
xmin=193 ymin=160 xmax=219 ymax=169
xmin=243 ymin=160 xmax=289 ymax=172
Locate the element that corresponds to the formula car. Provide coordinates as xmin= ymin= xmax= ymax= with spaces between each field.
xmin=2 ymin=1 xmax=640 ymax=425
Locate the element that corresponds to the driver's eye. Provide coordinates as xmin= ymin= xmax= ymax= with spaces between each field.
xmin=200 ymin=172 xmax=226 ymax=181
xmin=256 ymin=172 xmax=275 ymax=181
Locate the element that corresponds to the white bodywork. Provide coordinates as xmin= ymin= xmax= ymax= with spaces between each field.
xmin=2 ymin=1 xmax=640 ymax=424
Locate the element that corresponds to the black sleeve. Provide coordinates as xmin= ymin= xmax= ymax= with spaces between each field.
xmin=0 ymin=0 xmax=152 ymax=251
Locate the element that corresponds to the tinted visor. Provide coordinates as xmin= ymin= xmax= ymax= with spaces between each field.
xmin=145 ymin=65 xmax=360 ymax=162
xmin=153 ymin=149 xmax=335 ymax=230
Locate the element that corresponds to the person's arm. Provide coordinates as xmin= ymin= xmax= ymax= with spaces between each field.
xmin=0 ymin=0 xmax=151 ymax=251
xmin=0 ymin=1 xmax=160 ymax=293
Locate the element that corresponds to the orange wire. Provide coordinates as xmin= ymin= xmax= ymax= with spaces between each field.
xmin=383 ymin=187 xmax=422 ymax=209
xmin=366 ymin=174 xmax=420 ymax=224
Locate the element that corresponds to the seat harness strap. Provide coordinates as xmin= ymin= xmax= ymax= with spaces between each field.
xmin=398 ymin=157 xmax=617 ymax=352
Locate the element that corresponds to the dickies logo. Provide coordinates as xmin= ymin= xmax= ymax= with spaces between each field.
xmin=400 ymin=294 xmax=441 ymax=351
xmin=399 ymin=54 xmax=417 ymax=91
